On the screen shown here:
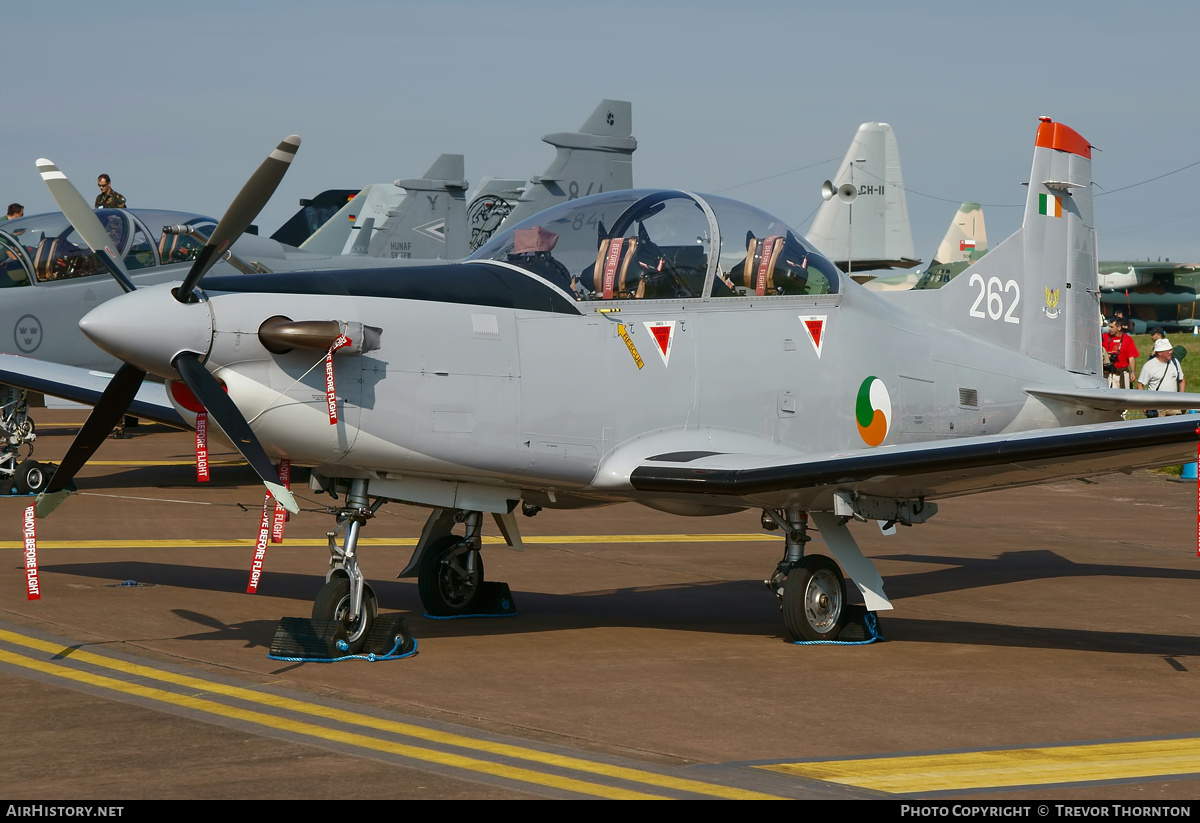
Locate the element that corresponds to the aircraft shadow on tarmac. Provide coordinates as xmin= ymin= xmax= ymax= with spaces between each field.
xmin=879 ymin=548 xmax=1200 ymax=599
xmin=69 ymin=462 xmax=264 ymax=491
xmin=40 ymin=555 xmax=1200 ymax=655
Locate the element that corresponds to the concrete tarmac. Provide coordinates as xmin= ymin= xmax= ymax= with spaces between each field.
xmin=1 ymin=410 xmax=1198 ymax=800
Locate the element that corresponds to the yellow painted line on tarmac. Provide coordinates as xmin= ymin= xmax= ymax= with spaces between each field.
xmin=758 ymin=740 xmax=1200 ymax=794
xmin=0 ymin=629 xmax=780 ymax=800
xmin=0 ymin=534 xmax=774 ymax=549
xmin=84 ymin=460 xmax=246 ymax=466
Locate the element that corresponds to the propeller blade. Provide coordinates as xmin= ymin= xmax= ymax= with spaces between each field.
xmin=175 ymin=135 xmax=300 ymax=302
xmin=35 ymin=362 xmax=146 ymax=517
xmin=35 ymin=159 xmax=136 ymax=294
xmin=173 ymin=352 xmax=298 ymax=513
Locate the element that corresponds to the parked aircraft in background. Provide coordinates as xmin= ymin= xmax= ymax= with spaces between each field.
xmin=269 ymin=189 xmax=359 ymax=248
xmin=805 ymin=122 xmax=920 ymax=280
xmin=299 ymin=99 xmax=636 ymax=261
xmin=1098 ymin=260 xmax=1200 ymax=331
xmin=865 ymin=202 xmax=989 ymax=292
xmin=9 ymin=118 xmax=1200 ymax=654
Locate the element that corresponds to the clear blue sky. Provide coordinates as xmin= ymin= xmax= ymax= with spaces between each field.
xmin=3 ymin=0 xmax=1197 ymax=262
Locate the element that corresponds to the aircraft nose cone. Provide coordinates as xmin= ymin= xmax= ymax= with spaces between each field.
xmin=80 ymin=283 xmax=213 ymax=376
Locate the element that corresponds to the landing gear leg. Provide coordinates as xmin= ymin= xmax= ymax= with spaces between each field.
xmin=762 ymin=507 xmax=851 ymax=642
xmin=418 ymin=511 xmax=486 ymax=616
xmin=313 ymin=479 xmax=378 ymax=653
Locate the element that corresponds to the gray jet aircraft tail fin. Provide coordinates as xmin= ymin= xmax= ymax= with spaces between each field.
xmin=362 ymin=154 xmax=470 ymax=260
xmin=917 ymin=118 xmax=1099 ymax=375
xmin=805 ymin=122 xmax=918 ymax=278
xmin=466 ymin=99 xmax=636 ymax=251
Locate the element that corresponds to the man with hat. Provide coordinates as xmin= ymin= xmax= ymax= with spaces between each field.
xmin=1137 ymin=337 xmax=1185 ymax=417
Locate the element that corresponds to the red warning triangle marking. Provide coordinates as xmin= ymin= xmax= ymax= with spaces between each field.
xmin=798 ymin=315 xmax=826 ymax=358
xmin=804 ymin=319 xmax=823 ymax=347
xmin=649 ymin=325 xmax=671 ymax=354
xmin=642 ymin=320 xmax=675 ymax=366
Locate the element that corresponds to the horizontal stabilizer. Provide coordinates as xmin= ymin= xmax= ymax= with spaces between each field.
xmin=1027 ymin=387 xmax=1200 ymax=412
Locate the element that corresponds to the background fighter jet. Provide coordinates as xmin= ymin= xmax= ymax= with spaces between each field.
xmin=9 ymin=117 xmax=1200 ymax=654
xmin=298 ymin=99 xmax=636 ymax=261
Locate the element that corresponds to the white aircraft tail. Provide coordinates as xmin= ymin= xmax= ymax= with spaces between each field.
xmin=467 ymin=99 xmax=636 ymax=250
xmin=924 ymin=118 xmax=1099 ymax=374
xmin=805 ymin=122 xmax=918 ymax=275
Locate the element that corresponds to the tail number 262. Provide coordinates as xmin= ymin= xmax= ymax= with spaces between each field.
xmin=968 ymin=273 xmax=1021 ymax=324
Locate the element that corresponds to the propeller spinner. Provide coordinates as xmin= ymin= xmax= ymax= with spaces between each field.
xmin=33 ymin=137 xmax=302 ymax=517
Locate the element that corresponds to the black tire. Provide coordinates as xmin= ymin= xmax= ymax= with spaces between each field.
xmin=312 ymin=577 xmax=377 ymax=654
xmin=15 ymin=460 xmax=48 ymax=495
xmin=782 ymin=555 xmax=847 ymax=642
xmin=418 ymin=535 xmax=485 ymax=616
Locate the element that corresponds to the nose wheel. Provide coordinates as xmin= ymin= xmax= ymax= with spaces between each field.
xmin=782 ymin=555 xmax=847 ymax=642
xmin=312 ymin=577 xmax=378 ymax=654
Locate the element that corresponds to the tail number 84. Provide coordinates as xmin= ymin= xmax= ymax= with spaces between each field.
xmin=968 ymin=273 xmax=1020 ymax=324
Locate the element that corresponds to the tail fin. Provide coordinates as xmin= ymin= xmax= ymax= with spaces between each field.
xmin=270 ymin=189 xmax=359 ymax=248
xmin=467 ymin=99 xmax=636 ymax=250
xmin=911 ymin=202 xmax=989 ymax=289
xmin=465 ymin=176 xmax=526 ymax=251
xmin=298 ymin=185 xmax=379 ymax=255
xmin=805 ymin=122 xmax=918 ymax=275
xmin=360 ymin=154 xmax=469 ymax=259
xmin=929 ymin=118 xmax=1099 ymax=374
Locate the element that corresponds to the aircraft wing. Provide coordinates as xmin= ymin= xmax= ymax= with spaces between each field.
xmin=0 ymin=355 xmax=184 ymax=428
xmin=625 ymin=415 xmax=1200 ymax=508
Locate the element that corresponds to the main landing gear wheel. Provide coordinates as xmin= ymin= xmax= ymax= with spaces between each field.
xmin=312 ymin=577 xmax=377 ymax=654
xmin=15 ymin=460 xmax=49 ymax=495
xmin=782 ymin=555 xmax=847 ymax=642
xmin=418 ymin=535 xmax=485 ymax=616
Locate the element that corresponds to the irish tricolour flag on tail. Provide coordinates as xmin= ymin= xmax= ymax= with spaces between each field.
xmin=1038 ymin=193 xmax=1062 ymax=217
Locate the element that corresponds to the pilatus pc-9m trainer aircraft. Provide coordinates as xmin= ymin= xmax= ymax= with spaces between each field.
xmin=17 ymin=119 xmax=1200 ymax=649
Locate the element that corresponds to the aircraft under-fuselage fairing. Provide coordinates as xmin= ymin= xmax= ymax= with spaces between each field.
xmin=9 ymin=117 xmax=1200 ymax=652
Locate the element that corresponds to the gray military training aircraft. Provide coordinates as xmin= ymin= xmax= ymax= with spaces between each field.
xmin=9 ymin=117 xmax=1200 ymax=650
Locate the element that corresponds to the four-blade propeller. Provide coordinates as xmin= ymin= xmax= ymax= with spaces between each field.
xmin=33 ymin=137 xmax=302 ymax=518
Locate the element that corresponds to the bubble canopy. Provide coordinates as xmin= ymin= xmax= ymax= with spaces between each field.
xmin=469 ymin=189 xmax=840 ymax=301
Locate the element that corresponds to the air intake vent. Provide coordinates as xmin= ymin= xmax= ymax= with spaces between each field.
xmin=959 ymin=388 xmax=979 ymax=408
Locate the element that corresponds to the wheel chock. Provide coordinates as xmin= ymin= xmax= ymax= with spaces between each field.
xmin=834 ymin=606 xmax=882 ymax=643
xmin=478 ymin=581 xmax=517 ymax=615
xmin=269 ymin=617 xmax=348 ymax=660
xmin=363 ymin=614 xmax=415 ymax=656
